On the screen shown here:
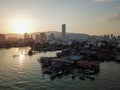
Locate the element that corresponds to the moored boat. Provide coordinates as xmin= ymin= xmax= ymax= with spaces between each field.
xmin=86 ymin=75 xmax=95 ymax=80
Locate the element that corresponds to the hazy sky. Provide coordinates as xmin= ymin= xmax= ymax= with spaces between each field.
xmin=0 ymin=0 xmax=120 ymax=35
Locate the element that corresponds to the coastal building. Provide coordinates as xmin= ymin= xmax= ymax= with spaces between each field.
xmin=24 ymin=33 xmax=33 ymax=43
xmin=7 ymin=37 xmax=17 ymax=42
xmin=24 ymin=33 xmax=28 ymax=43
xmin=0 ymin=34 xmax=6 ymax=43
xmin=35 ymin=33 xmax=47 ymax=44
xmin=48 ymin=40 xmax=56 ymax=45
xmin=47 ymin=24 xmax=72 ymax=45
xmin=62 ymin=24 xmax=66 ymax=39
xmin=35 ymin=34 xmax=40 ymax=43
xmin=17 ymin=38 xmax=24 ymax=46
xmin=27 ymin=35 xmax=33 ymax=43
xmin=35 ymin=35 xmax=40 ymax=40
xmin=24 ymin=33 xmax=28 ymax=40
xmin=48 ymin=33 xmax=56 ymax=45
xmin=40 ymin=33 xmax=47 ymax=43
xmin=117 ymin=40 xmax=120 ymax=48
xmin=63 ymin=39 xmax=72 ymax=45
xmin=48 ymin=33 xmax=54 ymax=40
xmin=69 ymin=55 xmax=82 ymax=61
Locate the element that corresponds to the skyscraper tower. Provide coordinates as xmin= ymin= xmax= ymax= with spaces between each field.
xmin=24 ymin=33 xmax=28 ymax=40
xmin=62 ymin=24 xmax=66 ymax=39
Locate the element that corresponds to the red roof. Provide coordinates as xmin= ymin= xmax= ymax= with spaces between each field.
xmin=77 ymin=61 xmax=97 ymax=68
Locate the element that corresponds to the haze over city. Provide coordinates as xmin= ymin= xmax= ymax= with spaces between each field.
xmin=0 ymin=0 xmax=120 ymax=35
xmin=0 ymin=0 xmax=120 ymax=90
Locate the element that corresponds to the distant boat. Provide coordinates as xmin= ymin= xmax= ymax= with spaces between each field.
xmin=28 ymin=49 xmax=33 ymax=56
xmin=79 ymin=74 xmax=85 ymax=80
xmin=86 ymin=75 xmax=95 ymax=80
xmin=50 ymin=73 xmax=57 ymax=80
xmin=85 ymin=70 xmax=94 ymax=75
xmin=115 ymin=53 xmax=120 ymax=63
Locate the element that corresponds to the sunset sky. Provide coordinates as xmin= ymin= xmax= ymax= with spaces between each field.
xmin=0 ymin=0 xmax=120 ymax=35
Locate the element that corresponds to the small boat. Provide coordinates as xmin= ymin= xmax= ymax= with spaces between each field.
xmin=50 ymin=73 xmax=57 ymax=80
xmin=85 ymin=70 xmax=94 ymax=75
xmin=115 ymin=55 xmax=120 ymax=63
xmin=57 ymin=71 xmax=63 ymax=78
xmin=72 ymin=75 xmax=76 ymax=80
xmin=86 ymin=75 xmax=95 ymax=80
xmin=79 ymin=75 xmax=85 ymax=80
xmin=28 ymin=49 xmax=33 ymax=56
xmin=71 ymin=73 xmax=78 ymax=80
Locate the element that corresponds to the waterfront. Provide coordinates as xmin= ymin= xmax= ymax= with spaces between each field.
xmin=0 ymin=47 xmax=120 ymax=90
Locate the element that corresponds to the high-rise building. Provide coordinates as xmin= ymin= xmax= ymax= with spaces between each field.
xmin=24 ymin=33 xmax=28 ymax=40
xmin=35 ymin=33 xmax=47 ymax=44
xmin=49 ymin=33 xmax=54 ymax=40
xmin=24 ymin=33 xmax=33 ymax=43
xmin=62 ymin=24 xmax=66 ymax=39
xmin=40 ymin=33 xmax=47 ymax=42
xmin=35 ymin=35 xmax=40 ymax=41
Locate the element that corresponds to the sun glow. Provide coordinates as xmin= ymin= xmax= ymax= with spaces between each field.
xmin=12 ymin=18 xmax=31 ymax=34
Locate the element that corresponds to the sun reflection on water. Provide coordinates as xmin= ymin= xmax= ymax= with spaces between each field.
xmin=19 ymin=52 xmax=25 ymax=66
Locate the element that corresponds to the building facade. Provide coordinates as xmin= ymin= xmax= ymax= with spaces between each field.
xmin=62 ymin=24 xmax=66 ymax=39
xmin=35 ymin=33 xmax=47 ymax=44
xmin=0 ymin=34 xmax=6 ymax=43
xmin=40 ymin=33 xmax=47 ymax=43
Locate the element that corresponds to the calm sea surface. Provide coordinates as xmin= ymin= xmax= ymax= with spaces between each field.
xmin=0 ymin=47 xmax=120 ymax=90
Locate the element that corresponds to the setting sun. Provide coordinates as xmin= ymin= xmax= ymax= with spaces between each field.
xmin=12 ymin=18 xmax=30 ymax=34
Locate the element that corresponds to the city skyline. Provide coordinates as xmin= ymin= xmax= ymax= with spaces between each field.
xmin=0 ymin=0 xmax=120 ymax=35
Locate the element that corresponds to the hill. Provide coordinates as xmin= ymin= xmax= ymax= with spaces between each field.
xmin=6 ymin=31 xmax=90 ymax=40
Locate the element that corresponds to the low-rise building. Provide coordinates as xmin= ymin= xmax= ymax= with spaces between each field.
xmin=0 ymin=34 xmax=6 ymax=43
xmin=7 ymin=37 xmax=17 ymax=42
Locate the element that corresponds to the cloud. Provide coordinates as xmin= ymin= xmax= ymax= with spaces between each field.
xmin=116 ymin=6 xmax=120 ymax=9
xmin=106 ymin=14 xmax=120 ymax=21
xmin=94 ymin=0 xmax=111 ymax=2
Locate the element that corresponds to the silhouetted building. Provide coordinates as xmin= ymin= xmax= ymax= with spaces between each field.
xmin=35 ymin=33 xmax=47 ymax=43
xmin=35 ymin=35 xmax=40 ymax=41
xmin=24 ymin=33 xmax=33 ymax=43
xmin=62 ymin=24 xmax=66 ymax=39
xmin=40 ymin=33 xmax=47 ymax=43
xmin=0 ymin=34 xmax=6 ymax=43
xmin=7 ymin=37 xmax=17 ymax=42
xmin=18 ymin=38 xmax=24 ymax=46
xmin=24 ymin=33 xmax=28 ymax=40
